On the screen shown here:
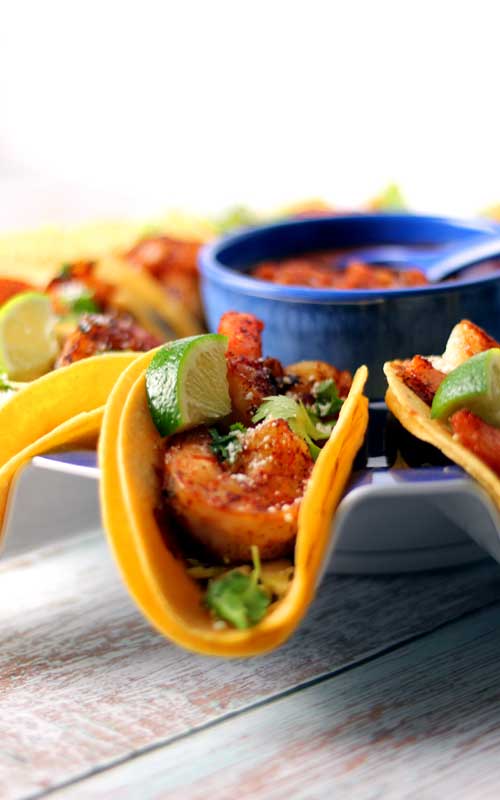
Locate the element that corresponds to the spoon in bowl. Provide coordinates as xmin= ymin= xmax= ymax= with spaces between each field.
xmin=339 ymin=232 xmax=500 ymax=283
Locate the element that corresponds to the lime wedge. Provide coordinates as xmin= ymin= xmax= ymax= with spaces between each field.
xmin=0 ymin=292 xmax=59 ymax=381
xmin=146 ymin=334 xmax=231 ymax=436
xmin=431 ymin=348 xmax=500 ymax=426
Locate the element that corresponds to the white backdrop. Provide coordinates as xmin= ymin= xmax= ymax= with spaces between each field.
xmin=1 ymin=0 xmax=500 ymax=228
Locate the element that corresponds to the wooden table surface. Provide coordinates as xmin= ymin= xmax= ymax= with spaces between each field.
xmin=2 ymin=516 xmax=500 ymax=800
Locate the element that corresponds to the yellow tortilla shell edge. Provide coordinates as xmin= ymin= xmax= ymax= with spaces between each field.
xmin=384 ymin=360 xmax=500 ymax=509
xmin=100 ymin=356 xmax=368 ymax=657
xmin=0 ymin=352 xmax=139 ymax=468
xmin=0 ymin=406 xmax=103 ymax=544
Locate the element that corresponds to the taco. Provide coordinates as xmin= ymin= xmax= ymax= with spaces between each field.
xmin=0 ymin=214 xmax=213 ymax=385
xmin=99 ymin=312 xmax=368 ymax=657
xmin=384 ymin=319 xmax=500 ymax=506
xmin=0 ymin=352 xmax=140 ymax=544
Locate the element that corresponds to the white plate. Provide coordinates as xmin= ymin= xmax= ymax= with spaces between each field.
xmin=2 ymin=450 xmax=495 ymax=574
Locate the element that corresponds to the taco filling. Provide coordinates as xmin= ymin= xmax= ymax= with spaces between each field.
xmin=99 ymin=311 xmax=368 ymax=653
xmin=154 ymin=312 xmax=353 ymax=628
xmin=384 ymin=321 xmax=500 ymax=507
xmin=125 ymin=234 xmax=203 ymax=322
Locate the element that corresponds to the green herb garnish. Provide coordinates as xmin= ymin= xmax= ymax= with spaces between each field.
xmin=252 ymin=395 xmax=332 ymax=459
xmin=312 ymin=379 xmax=343 ymax=418
xmin=70 ymin=292 xmax=100 ymax=314
xmin=205 ymin=546 xmax=270 ymax=629
xmin=209 ymin=422 xmax=246 ymax=463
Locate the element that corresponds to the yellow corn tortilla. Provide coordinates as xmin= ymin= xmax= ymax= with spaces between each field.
xmin=384 ymin=361 xmax=500 ymax=509
xmin=99 ymin=357 xmax=368 ymax=657
xmin=0 ymin=406 xmax=103 ymax=545
xmin=0 ymin=352 xmax=140 ymax=544
xmin=0 ymin=352 xmax=139 ymax=468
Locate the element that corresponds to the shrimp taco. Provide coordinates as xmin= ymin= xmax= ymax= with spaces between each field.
xmin=384 ymin=320 xmax=500 ymax=507
xmin=0 ymin=213 xmax=213 ymax=387
xmin=100 ymin=312 xmax=368 ymax=657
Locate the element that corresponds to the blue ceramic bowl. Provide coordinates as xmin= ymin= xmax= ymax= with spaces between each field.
xmin=199 ymin=214 xmax=500 ymax=397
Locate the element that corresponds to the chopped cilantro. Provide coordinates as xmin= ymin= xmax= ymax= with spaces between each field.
xmin=252 ymin=395 xmax=332 ymax=459
xmin=71 ymin=293 xmax=100 ymax=314
xmin=209 ymin=422 xmax=246 ymax=464
xmin=53 ymin=279 xmax=101 ymax=315
xmin=312 ymin=379 xmax=343 ymax=418
xmin=205 ymin=546 xmax=270 ymax=629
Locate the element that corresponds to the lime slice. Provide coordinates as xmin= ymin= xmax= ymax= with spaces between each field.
xmin=0 ymin=292 xmax=59 ymax=381
xmin=146 ymin=333 xmax=231 ymax=436
xmin=431 ymin=348 xmax=500 ymax=425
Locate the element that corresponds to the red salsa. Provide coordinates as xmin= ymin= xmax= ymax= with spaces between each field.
xmin=251 ymin=251 xmax=428 ymax=289
xmin=251 ymin=249 xmax=500 ymax=290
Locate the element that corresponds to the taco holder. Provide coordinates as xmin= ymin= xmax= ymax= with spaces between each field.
xmin=3 ymin=405 xmax=499 ymax=574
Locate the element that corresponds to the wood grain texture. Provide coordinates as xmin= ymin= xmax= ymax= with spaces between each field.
xmin=57 ymin=602 xmax=500 ymax=800
xmin=1 ymin=533 xmax=500 ymax=798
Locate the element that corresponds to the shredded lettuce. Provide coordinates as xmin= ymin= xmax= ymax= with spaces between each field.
xmin=252 ymin=395 xmax=333 ymax=459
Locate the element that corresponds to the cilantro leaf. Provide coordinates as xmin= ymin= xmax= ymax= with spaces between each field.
xmin=205 ymin=546 xmax=270 ymax=629
xmin=209 ymin=422 xmax=246 ymax=463
xmin=312 ymin=379 xmax=343 ymax=418
xmin=53 ymin=280 xmax=101 ymax=315
xmin=252 ymin=395 xmax=332 ymax=459
xmin=71 ymin=293 xmax=100 ymax=314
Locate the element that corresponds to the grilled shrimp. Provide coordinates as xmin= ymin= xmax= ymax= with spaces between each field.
xmin=218 ymin=311 xmax=283 ymax=424
xmin=396 ymin=321 xmax=500 ymax=404
xmin=125 ymin=235 xmax=202 ymax=320
xmin=218 ymin=311 xmax=263 ymax=359
xmin=450 ymin=409 xmax=500 ymax=476
xmin=436 ymin=320 xmax=499 ymax=373
xmin=163 ymin=418 xmax=314 ymax=562
xmin=285 ymin=360 xmax=352 ymax=402
xmin=395 ymin=355 xmax=446 ymax=405
xmin=56 ymin=313 xmax=160 ymax=366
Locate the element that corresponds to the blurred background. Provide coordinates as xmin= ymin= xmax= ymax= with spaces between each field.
xmin=1 ymin=0 xmax=500 ymax=229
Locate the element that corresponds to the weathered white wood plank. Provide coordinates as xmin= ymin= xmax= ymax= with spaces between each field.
xmin=1 ymin=532 xmax=500 ymax=798
xmin=50 ymin=603 xmax=500 ymax=800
